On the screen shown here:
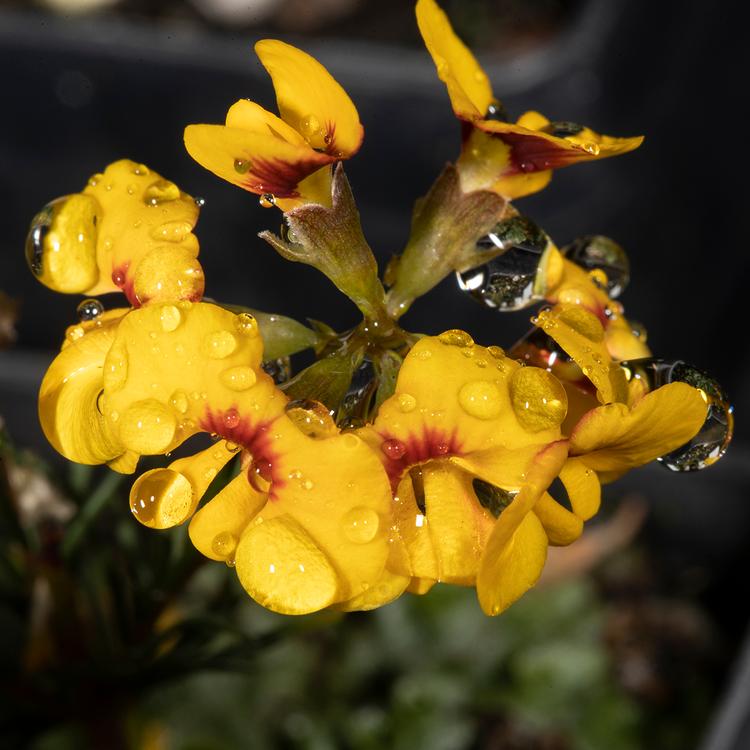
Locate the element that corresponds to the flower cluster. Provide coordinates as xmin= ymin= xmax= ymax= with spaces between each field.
xmin=28 ymin=0 xmax=732 ymax=617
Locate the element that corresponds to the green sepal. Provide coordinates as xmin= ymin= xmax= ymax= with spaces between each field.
xmin=259 ymin=164 xmax=390 ymax=326
xmin=386 ymin=164 xmax=506 ymax=319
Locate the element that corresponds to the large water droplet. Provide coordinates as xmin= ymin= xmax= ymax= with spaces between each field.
xmin=25 ymin=197 xmax=67 ymax=277
xmin=458 ymin=380 xmax=503 ymax=420
xmin=562 ymin=235 xmax=630 ymax=298
xmin=438 ymin=329 xmax=474 ymax=348
xmin=457 ymin=216 xmax=549 ymax=311
xmin=211 ymin=531 xmax=237 ymax=559
xmin=220 ymin=366 xmax=257 ymax=391
xmin=143 ymin=179 xmax=180 ymax=206
xmin=129 ymin=468 xmax=194 ymax=529
xmin=621 ymin=358 xmax=734 ymax=471
xmin=342 ymin=507 xmax=380 ymax=544
xmin=77 ymin=298 xmax=103 ymax=322
xmin=509 ymin=367 xmax=567 ymax=432
xmin=285 ymin=399 xmax=337 ymax=438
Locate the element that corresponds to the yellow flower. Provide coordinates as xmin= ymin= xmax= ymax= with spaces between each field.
xmin=184 ymin=40 xmax=363 ymax=211
xmin=358 ymin=330 xmax=573 ymax=615
xmin=26 ymin=160 xmax=203 ymax=306
xmin=40 ymin=299 xmax=396 ymax=615
xmin=415 ymin=0 xmax=643 ymax=198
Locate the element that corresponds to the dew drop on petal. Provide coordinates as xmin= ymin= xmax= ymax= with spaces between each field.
xmin=285 ymin=399 xmax=337 ymax=438
xmin=159 ymin=304 xmax=182 ymax=332
xmin=143 ymin=179 xmax=180 ymax=206
xmin=381 ymin=438 xmax=406 ymax=460
xmin=509 ymin=367 xmax=567 ymax=432
xmin=170 ymin=390 xmax=189 ymax=414
xmin=438 ymin=329 xmax=474 ymax=348
xmin=234 ymin=312 xmax=259 ymax=337
xmin=129 ymin=468 xmax=194 ymax=529
xmin=211 ymin=531 xmax=237 ymax=558
xmin=397 ymin=393 xmax=417 ymax=413
xmin=233 ymin=158 xmax=251 ymax=174
xmin=201 ymin=330 xmax=237 ymax=359
xmin=342 ymin=507 xmax=380 ymax=544
xmin=458 ymin=380 xmax=503 ymax=420
xmin=223 ymin=408 xmax=241 ymax=429
xmin=220 ymin=366 xmax=257 ymax=391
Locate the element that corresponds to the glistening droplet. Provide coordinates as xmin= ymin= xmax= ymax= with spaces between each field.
xmin=342 ymin=507 xmax=380 ymax=544
xmin=562 ymin=235 xmax=630 ymax=298
xmin=129 ymin=468 xmax=194 ymax=529
xmin=285 ymin=399 xmax=336 ymax=438
xmin=77 ymin=298 xmax=103 ymax=321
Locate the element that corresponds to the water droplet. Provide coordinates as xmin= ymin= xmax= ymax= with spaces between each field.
xmin=457 ymin=216 xmax=549 ymax=311
xmin=397 ymin=393 xmax=417 ymax=413
xmin=259 ymin=193 xmax=276 ymax=208
xmin=129 ymin=468 xmax=194 ymax=529
xmin=487 ymin=345 xmax=505 ymax=359
xmin=194 ymin=196 xmax=206 ymax=208
xmin=234 ymin=312 xmax=259 ymax=337
xmin=285 ymin=399 xmax=336 ymax=438
xmin=222 ymin=408 xmax=241 ymax=430
xmin=211 ymin=531 xmax=237 ymax=558
xmin=556 ymin=306 xmax=605 ymax=343
xmin=438 ymin=329 xmax=474 ymax=347
xmin=621 ymin=358 xmax=734 ymax=471
xmin=88 ymin=172 xmax=103 ymax=187
xmin=226 ymin=441 xmax=241 ymax=453
xmin=562 ymin=235 xmax=629 ymax=298
xmin=220 ymin=366 xmax=257 ymax=391
xmin=484 ymin=99 xmax=508 ymax=121
xmin=262 ymin=357 xmax=292 ymax=384
xmin=381 ymin=438 xmax=407 ymax=460
xmin=509 ymin=367 xmax=567 ymax=432
xmin=170 ymin=390 xmax=189 ymax=414
xmin=472 ymin=478 xmax=517 ymax=518
xmin=143 ymin=179 xmax=180 ymax=206
xmin=541 ymin=121 xmax=584 ymax=138
xmin=112 ymin=269 xmax=126 ymax=287
xmin=458 ymin=380 xmax=503 ymax=420
xmin=630 ymin=320 xmax=647 ymax=341
xmin=77 ymin=298 xmax=103 ymax=321
xmin=248 ymin=457 xmax=273 ymax=492
xmin=342 ymin=507 xmax=380 ymax=544
xmin=159 ymin=304 xmax=182 ymax=332
xmin=201 ymin=330 xmax=237 ymax=359
xmin=234 ymin=158 xmax=251 ymax=174
xmin=119 ymin=399 xmax=177 ymax=454
xmin=132 ymin=163 xmax=150 ymax=176
xmin=150 ymin=220 xmax=193 ymax=242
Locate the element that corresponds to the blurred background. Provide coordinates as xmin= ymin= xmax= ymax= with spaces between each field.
xmin=1 ymin=0 xmax=749 ymax=748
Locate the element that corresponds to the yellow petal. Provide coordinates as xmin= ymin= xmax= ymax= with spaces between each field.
xmin=559 ymin=457 xmax=601 ymax=521
xmin=535 ymin=304 xmax=628 ymax=404
xmin=255 ymin=39 xmax=363 ymax=158
xmin=184 ymin=124 xmax=333 ymax=200
xmin=38 ymin=310 xmax=127 ymax=464
xmin=189 ymin=471 xmax=267 ymax=562
xmin=491 ymin=169 xmax=553 ymax=200
xmin=570 ymin=382 xmax=709 ymax=473
xmin=476 ymin=439 xmax=567 ymax=615
xmin=235 ymin=514 xmax=340 ymax=615
xmin=407 ymin=577 xmax=436 ymax=595
xmin=415 ymin=0 xmax=493 ymax=120
xmin=83 ymin=160 xmax=201 ymax=303
xmin=225 ymin=99 xmax=306 ymax=146
xmin=533 ymin=492 xmax=583 ymax=546
xmin=336 ymin=566 xmax=410 ymax=611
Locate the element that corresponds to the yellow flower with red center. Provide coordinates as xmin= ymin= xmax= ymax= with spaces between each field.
xmin=40 ymin=300 xmax=397 ymax=615
xmin=415 ymin=0 xmax=643 ymax=199
xmin=184 ymin=40 xmax=363 ymax=211
xmin=26 ymin=160 xmax=203 ymax=307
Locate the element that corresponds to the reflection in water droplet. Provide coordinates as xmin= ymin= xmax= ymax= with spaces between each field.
xmin=143 ymin=179 xmax=180 ymax=206
xmin=562 ymin=235 xmax=630 ymax=298
xmin=159 ymin=304 xmax=182 ymax=332
xmin=457 ymin=216 xmax=549 ymax=311
xmin=77 ymin=298 xmax=103 ymax=321
xmin=509 ymin=367 xmax=567 ymax=432
xmin=541 ymin=121 xmax=584 ymax=138
xmin=458 ymin=380 xmax=503 ymax=420
xmin=211 ymin=531 xmax=237 ymax=558
xmin=129 ymin=468 xmax=194 ymax=529
xmin=484 ymin=99 xmax=508 ymax=121
xmin=342 ymin=507 xmax=380 ymax=544
xmin=259 ymin=194 xmax=276 ymax=208
xmin=438 ymin=329 xmax=474 ymax=348
xmin=621 ymin=358 xmax=734 ymax=471
xmin=472 ymin=478 xmax=517 ymax=518
xmin=220 ymin=366 xmax=257 ymax=391
xmin=285 ymin=399 xmax=336 ymax=438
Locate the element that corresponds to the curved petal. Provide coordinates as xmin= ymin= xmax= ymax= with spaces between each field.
xmin=83 ymin=160 xmax=201 ymax=304
xmin=534 ymin=304 xmax=628 ymax=404
xmin=38 ymin=310 xmax=127 ymax=465
xmin=415 ymin=0 xmax=493 ymax=120
xmin=559 ymin=457 xmax=601 ymax=521
xmin=225 ymin=99 xmax=306 ymax=145
xmin=184 ymin=124 xmax=333 ymax=200
xmin=189 ymin=471 xmax=267 ymax=562
xmin=533 ymin=492 xmax=583 ymax=546
xmin=570 ymin=382 xmax=709 ymax=473
xmin=476 ymin=439 xmax=567 ymax=615
xmin=255 ymin=39 xmax=363 ymax=158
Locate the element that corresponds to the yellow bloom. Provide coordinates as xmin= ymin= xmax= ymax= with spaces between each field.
xmin=358 ymin=330 xmax=573 ymax=615
xmin=184 ymin=40 xmax=363 ymax=211
xmin=415 ymin=0 xmax=643 ymax=198
xmin=26 ymin=160 xmax=203 ymax=306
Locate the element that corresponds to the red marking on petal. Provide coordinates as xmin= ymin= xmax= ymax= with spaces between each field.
xmin=243 ymin=153 xmax=332 ymax=198
xmin=112 ymin=263 xmax=138 ymax=307
xmin=497 ymin=130 xmax=590 ymax=175
xmin=378 ymin=426 xmax=463 ymax=491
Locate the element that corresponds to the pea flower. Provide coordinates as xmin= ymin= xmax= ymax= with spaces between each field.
xmin=415 ymin=0 xmax=643 ymax=198
xmin=184 ymin=40 xmax=363 ymax=211
xmin=25 ymin=160 xmax=203 ymax=306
